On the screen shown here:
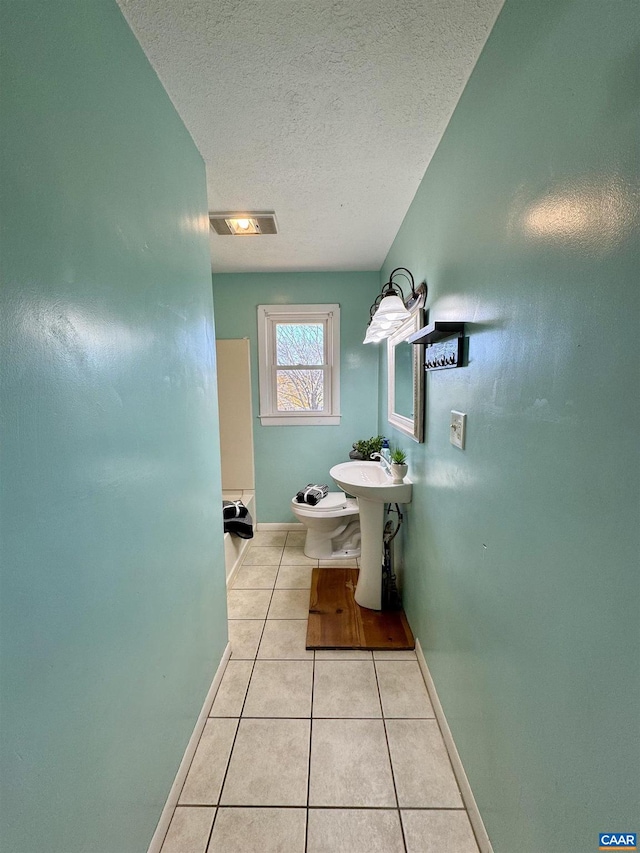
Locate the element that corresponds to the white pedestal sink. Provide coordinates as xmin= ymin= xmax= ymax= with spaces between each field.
xmin=329 ymin=461 xmax=412 ymax=610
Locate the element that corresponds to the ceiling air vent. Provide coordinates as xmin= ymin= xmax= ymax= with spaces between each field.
xmin=209 ymin=212 xmax=278 ymax=236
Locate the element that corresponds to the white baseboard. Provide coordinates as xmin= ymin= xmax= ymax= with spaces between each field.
xmin=415 ymin=639 xmax=493 ymax=853
xmin=225 ymin=534 xmax=250 ymax=589
xmin=225 ymin=560 xmax=241 ymax=590
xmin=256 ymin=522 xmax=304 ymax=530
xmin=224 ymin=493 xmax=256 ymax=587
xmin=147 ymin=642 xmax=231 ymax=853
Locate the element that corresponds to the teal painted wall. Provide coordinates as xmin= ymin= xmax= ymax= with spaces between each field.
xmin=380 ymin=1 xmax=640 ymax=851
xmin=0 ymin=3 xmax=228 ymax=852
xmin=212 ymin=272 xmax=380 ymax=521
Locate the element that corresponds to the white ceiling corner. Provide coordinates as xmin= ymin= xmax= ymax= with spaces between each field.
xmin=117 ymin=0 xmax=505 ymax=273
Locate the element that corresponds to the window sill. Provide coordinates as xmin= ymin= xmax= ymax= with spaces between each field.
xmin=259 ymin=415 xmax=341 ymax=426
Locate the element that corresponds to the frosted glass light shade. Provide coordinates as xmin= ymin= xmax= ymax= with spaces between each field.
xmin=374 ymin=293 xmax=411 ymax=323
xmin=363 ymin=313 xmax=405 ymax=343
xmin=363 ymin=323 xmax=389 ymax=344
xmin=372 ymin=313 xmax=399 ymax=330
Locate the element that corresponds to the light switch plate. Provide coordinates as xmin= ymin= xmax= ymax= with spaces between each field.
xmin=450 ymin=410 xmax=466 ymax=449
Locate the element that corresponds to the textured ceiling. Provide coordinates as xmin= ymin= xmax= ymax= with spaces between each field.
xmin=117 ymin=0 xmax=504 ymax=273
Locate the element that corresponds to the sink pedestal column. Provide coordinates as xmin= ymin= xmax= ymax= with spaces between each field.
xmin=354 ymin=497 xmax=385 ymax=611
xmin=329 ymin=461 xmax=411 ymax=610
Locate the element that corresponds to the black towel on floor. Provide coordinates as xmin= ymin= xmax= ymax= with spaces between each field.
xmin=223 ymin=500 xmax=249 ymax=520
xmin=295 ymin=484 xmax=329 ymax=506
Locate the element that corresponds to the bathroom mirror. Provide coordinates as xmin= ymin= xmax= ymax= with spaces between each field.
xmin=387 ymin=309 xmax=425 ymax=442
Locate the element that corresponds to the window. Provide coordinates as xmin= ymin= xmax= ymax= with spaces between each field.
xmin=257 ymin=304 xmax=340 ymax=425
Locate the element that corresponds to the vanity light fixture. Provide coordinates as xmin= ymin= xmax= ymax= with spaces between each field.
xmin=209 ymin=212 xmax=278 ymax=236
xmin=363 ymin=268 xmax=426 ymax=344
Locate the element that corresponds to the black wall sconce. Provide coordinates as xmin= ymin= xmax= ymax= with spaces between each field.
xmin=363 ymin=268 xmax=427 ymax=344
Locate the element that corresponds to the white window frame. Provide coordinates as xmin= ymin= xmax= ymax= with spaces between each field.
xmin=257 ymin=304 xmax=340 ymax=426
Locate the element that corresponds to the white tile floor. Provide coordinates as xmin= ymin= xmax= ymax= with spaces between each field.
xmin=160 ymin=531 xmax=480 ymax=853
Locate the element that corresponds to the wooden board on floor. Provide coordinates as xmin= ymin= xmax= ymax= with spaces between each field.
xmin=306 ymin=568 xmax=415 ymax=651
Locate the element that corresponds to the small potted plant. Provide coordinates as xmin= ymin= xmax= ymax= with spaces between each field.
xmin=349 ymin=435 xmax=384 ymax=461
xmin=390 ymin=447 xmax=408 ymax=483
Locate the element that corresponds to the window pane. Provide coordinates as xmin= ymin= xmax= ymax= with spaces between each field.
xmin=276 ymin=369 xmax=324 ymax=411
xmin=276 ymin=323 xmax=324 ymax=366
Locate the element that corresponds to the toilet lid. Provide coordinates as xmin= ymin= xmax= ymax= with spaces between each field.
xmin=294 ymin=491 xmax=349 ymax=512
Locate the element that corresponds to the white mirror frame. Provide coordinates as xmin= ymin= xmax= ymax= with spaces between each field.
xmin=387 ymin=309 xmax=425 ymax=443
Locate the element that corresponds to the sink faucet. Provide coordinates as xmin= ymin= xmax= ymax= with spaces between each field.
xmin=370 ymin=452 xmax=392 ymax=477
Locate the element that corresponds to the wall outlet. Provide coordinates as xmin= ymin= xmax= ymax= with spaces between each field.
xmin=450 ymin=410 xmax=466 ymax=449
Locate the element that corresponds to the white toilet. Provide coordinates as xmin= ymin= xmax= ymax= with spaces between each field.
xmin=290 ymin=491 xmax=361 ymax=560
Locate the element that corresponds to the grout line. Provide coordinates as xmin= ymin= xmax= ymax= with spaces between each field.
xmin=304 ymin=647 xmax=316 ymax=852
xmin=373 ymin=658 xmax=409 ymax=853
xmin=204 ymin=571 xmax=279 ymax=851
xmin=203 ymin=804 xmax=217 ymax=850
xmin=209 ymin=714 xmax=433 ymax=720
xmin=214 ymin=713 xmax=312 ymax=719
xmin=294 ymin=541 xmax=313 ymax=853
xmin=180 ymin=803 xmax=466 ymax=811
xmin=226 ymin=617 xmax=271 ymax=621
